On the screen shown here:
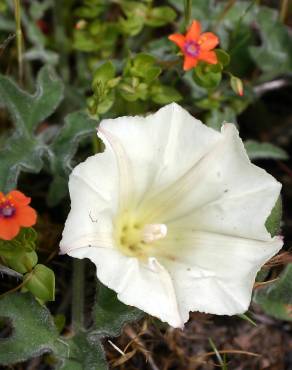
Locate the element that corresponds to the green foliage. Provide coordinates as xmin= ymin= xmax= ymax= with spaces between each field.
xmin=24 ymin=264 xmax=55 ymax=302
xmin=245 ymin=140 xmax=289 ymax=161
xmin=56 ymin=332 xmax=107 ymax=370
xmin=0 ymin=67 xmax=98 ymax=204
xmin=254 ymin=264 xmax=292 ymax=321
xmin=0 ymin=227 xmax=37 ymax=258
xmin=0 ymin=66 xmax=63 ymax=192
xmin=249 ymin=7 xmax=292 ymax=77
xmin=0 ymin=293 xmax=59 ymax=365
xmin=265 ymin=197 xmax=282 ymax=238
xmin=48 ymin=111 xmax=99 ymax=206
xmin=93 ymin=284 xmax=143 ymax=337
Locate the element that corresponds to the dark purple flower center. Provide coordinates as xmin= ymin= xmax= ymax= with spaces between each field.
xmin=184 ymin=40 xmax=200 ymax=57
xmin=0 ymin=201 xmax=16 ymax=218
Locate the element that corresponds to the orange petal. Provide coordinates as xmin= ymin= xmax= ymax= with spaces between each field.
xmin=198 ymin=50 xmax=218 ymax=64
xmin=0 ymin=218 xmax=20 ymax=240
xmin=183 ymin=56 xmax=198 ymax=71
xmin=168 ymin=34 xmax=185 ymax=50
xmin=15 ymin=206 xmax=37 ymax=227
xmin=186 ymin=20 xmax=201 ymax=41
xmin=198 ymin=32 xmax=219 ymax=51
xmin=8 ymin=190 xmax=31 ymax=206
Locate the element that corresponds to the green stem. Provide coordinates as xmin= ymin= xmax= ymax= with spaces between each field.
xmin=280 ymin=0 xmax=288 ymax=23
xmin=13 ymin=0 xmax=23 ymax=83
xmin=184 ymin=0 xmax=192 ymax=28
xmin=72 ymin=258 xmax=85 ymax=332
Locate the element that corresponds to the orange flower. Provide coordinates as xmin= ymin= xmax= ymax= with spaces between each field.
xmin=0 ymin=190 xmax=37 ymax=240
xmin=169 ymin=20 xmax=219 ymax=71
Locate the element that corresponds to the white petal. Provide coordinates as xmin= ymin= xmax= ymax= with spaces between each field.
xmin=60 ymin=149 xmax=118 ymax=254
xmin=159 ymin=231 xmax=283 ymax=321
xmin=99 ymin=103 xmax=221 ymax=204
xmin=68 ymin=246 xmax=183 ymax=328
xmin=166 ymin=124 xmax=281 ymax=241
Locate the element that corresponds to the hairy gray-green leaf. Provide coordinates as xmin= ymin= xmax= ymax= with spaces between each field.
xmin=0 ymin=293 xmax=59 ymax=365
xmin=92 ymin=284 xmax=143 ymax=337
xmin=249 ymin=7 xmax=292 ymax=76
xmin=0 ymin=66 xmax=63 ymax=134
xmin=56 ymin=332 xmax=108 ymax=370
xmin=47 ymin=111 xmax=98 ymax=206
xmin=0 ymin=67 xmax=64 ymax=192
xmin=254 ymin=264 xmax=292 ymax=321
xmin=245 ymin=140 xmax=288 ymax=161
xmin=0 ymin=293 xmax=108 ymax=368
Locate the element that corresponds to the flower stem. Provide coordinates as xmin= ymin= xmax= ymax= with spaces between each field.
xmin=13 ymin=0 xmax=23 ymax=83
xmin=184 ymin=0 xmax=192 ymax=28
xmin=72 ymin=258 xmax=85 ymax=332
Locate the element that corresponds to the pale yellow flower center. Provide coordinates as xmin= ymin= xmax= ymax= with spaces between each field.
xmin=115 ymin=211 xmax=167 ymax=258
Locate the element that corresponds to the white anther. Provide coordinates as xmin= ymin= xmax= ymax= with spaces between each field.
xmin=142 ymin=223 xmax=167 ymax=244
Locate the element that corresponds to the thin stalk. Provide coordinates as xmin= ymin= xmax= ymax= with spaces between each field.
xmin=13 ymin=0 xmax=23 ymax=83
xmin=72 ymin=258 xmax=85 ymax=332
xmin=280 ymin=0 xmax=288 ymax=23
xmin=184 ymin=0 xmax=192 ymax=28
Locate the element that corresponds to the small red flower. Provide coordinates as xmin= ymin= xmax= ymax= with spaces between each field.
xmin=169 ymin=20 xmax=219 ymax=71
xmin=0 ymin=190 xmax=37 ymax=241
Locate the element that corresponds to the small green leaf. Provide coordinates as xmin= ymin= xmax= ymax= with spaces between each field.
xmin=151 ymin=85 xmax=182 ymax=104
xmin=92 ymin=284 xmax=143 ymax=337
xmin=0 ymin=293 xmax=59 ymax=365
xmin=215 ymin=49 xmax=230 ymax=67
xmin=254 ymin=264 xmax=292 ymax=321
xmin=0 ymin=227 xmax=37 ymax=259
xmin=193 ymin=63 xmax=222 ymax=89
xmin=92 ymin=62 xmax=116 ymax=87
xmin=265 ymin=197 xmax=282 ymax=238
xmin=244 ymin=140 xmax=288 ymax=161
xmin=5 ymin=250 xmax=38 ymax=274
xmin=24 ymin=264 xmax=55 ymax=302
xmin=145 ymin=6 xmax=176 ymax=27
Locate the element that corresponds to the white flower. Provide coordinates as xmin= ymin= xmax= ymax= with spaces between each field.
xmin=60 ymin=103 xmax=283 ymax=328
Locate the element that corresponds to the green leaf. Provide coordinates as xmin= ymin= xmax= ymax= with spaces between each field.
xmin=5 ymin=250 xmax=38 ymax=274
xmin=0 ymin=293 xmax=59 ymax=365
xmin=0 ymin=66 xmax=63 ymax=134
xmin=215 ymin=49 xmax=230 ymax=67
xmin=0 ymin=134 xmax=47 ymax=193
xmin=0 ymin=227 xmax=37 ymax=259
xmin=145 ymin=6 xmax=176 ymax=27
xmin=92 ymin=62 xmax=116 ymax=87
xmin=0 ymin=67 xmax=64 ymax=192
xmin=151 ymin=85 xmax=182 ymax=105
xmin=205 ymin=107 xmax=237 ymax=131
xmin=244 ymin=140 xmax=288 ymax=161
xmin=48 ymin=111 xmax=98 ymax=206
xmin=24 ymin=264 xmax=55 ymax=301
xmin=249 ymin=7 xmax=292 ymax=75
xmin=0 ymin=294 xmax=108 ymax=368
xmin=193 ymin=63 xmax=222 ymax=89
xmin=56 ymin=332 xmax=108 ymax=370
xmin=265 ymin=197 xmax=282 ymax=238
xmin=254 ymin=264 xmax=292 ymax=321
xmin=92 ymin=284 xmax=143 ymax=337
xmin=130 ymin=53 xmax=161 ymax=82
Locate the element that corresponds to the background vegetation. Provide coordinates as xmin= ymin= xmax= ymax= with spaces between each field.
xmin=0 ymin=0 xmax=292 ymax=369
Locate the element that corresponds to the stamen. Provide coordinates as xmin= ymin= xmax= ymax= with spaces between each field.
xmin=142 ymin=223 xmax=167 ymax=244
xmin=184 ymin=40 xmax=200 ymax=57
xmin=0 ymin=199 xmax=16 ymax=218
